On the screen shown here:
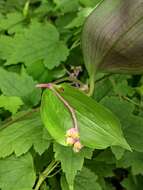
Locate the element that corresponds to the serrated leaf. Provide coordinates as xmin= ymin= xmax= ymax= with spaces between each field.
xmin=61 ymin=167 xmax=102 ymax=190
xmin=2 ymin=20 xmax=69 ymax=69
xmin=0 ymin=153 xmax=36 ymax=190
xmin=65 ymin=8 xmax=93 ymax=29
xmin=85 ymin=150 xmax=116 ymax=177
xmin=41 ymin=84 xmax=130 ymax=150
xmin=122 ymin=175 xmax=143 ymax=190
xmin=0 ymin=12 xmax=24 ymax=34
xmin=117 ymin=151 xmax=143 ymax=175
xmin=94 ymin=149 xmax=116 ymax=164
xmin=74 ymin=167 xmax=102 ymax=190
xmin=111 ymin=146 xmax=125 ymax=160
xmin=0 ymin=95 xmax=23 ymax=114
xmin=0 ymin=67 xmax=41 ymax=106
xmin=54 ymin=0 xmax=79 ymax=13
xmin=54 ymin=143 xmax=93 ymax=189
xmin=0 ymin=112 xmax=50 ymax=158
xmin=101 ymin=97 xmax=143 ymax=152
xmin=93 ymin=78 xmax=113 ymax=101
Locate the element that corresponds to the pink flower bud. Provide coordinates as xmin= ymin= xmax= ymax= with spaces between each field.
xmin=66 ymin=128 xmax=79 ymax=139
xmin=66 ymin=137 xmax=75 ymax=146
xmin=73 ymin=141 xmax=83 ymax=153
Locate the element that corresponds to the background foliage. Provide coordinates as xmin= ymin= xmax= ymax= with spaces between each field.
xmin=0 ymin=0 xmax=143 ymax=190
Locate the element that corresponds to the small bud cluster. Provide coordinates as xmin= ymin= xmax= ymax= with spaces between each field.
xmin=66 ymin=128 xmax=83 ymax=153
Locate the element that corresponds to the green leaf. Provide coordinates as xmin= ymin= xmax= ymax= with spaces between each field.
xmin=117 ymin=151 xmax=143 ymax=175
xmin=0 ymin=153 xmax=36 ymax=190
xmin=41 ymin=84 xmax=130 ymax=150
xmin=112 ymin=80 xmax=134 ymax=97
xmin=74 ymin=167 xmax=102 ymax=190
xmin=54 ymin=0 xmax=79 ymax=13
xmin=101 ymin=97 xmax=143 ymax=152
xmin=0 ymin=112 xmax=50 ymax=158
xmin=3 ymin=20 xmax=69 ymax=69
xmin=111 ymin=146 xmax=125 ymax=160
xmin=26 ymin=60 xmax=66 ymax=83
xmin=82 ymin=0 xmax=143 ymax=81
xmin=93 ymin=149 xmax=116 ymax=165
xmin=65 ymin=8 xmax=93 ymax=29
xmin=0 ymin=12 xmax=24 ymax=34
xmin=0 ymin=67 xmax=41 ymax=106
xmin=54 ymin=143 xmax=93 ymax=189
xmin=122 ymin=175 xmax=143 ymax=190
xmin=61 ymin=167 xmax=102 ymax=190
xmin=93 ymin=78 xmax=113 ymax=101
xmin=87 ymin=161 xmax=115 ymax=178
xmin=79 ymin=0 xmax=101 ymax=7
xmin=0 ymin=95 xmax=23 ymax=114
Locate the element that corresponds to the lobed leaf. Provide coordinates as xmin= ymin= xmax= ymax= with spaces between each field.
xmin=0 ymin=153 xmax=36 ymax=190
xmin=2 ymin=20 xmax=69 ymax=69
xmin=54 ymin=143 xmax=93 ymax=189
xmin=0 ymin=67 xmax=41 ymax=106
xmin=0 ymin=112 xmax=50 ymax=158
xmin=0 ymin=95 xmax=23 ymax=114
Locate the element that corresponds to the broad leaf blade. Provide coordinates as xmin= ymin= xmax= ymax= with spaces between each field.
xmin=41 ymin=84 xmax=130 ymax=150
xmin=82 ymin=0 xmax=143 ymax=78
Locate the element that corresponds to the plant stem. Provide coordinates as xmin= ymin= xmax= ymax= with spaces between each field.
xmin=51 ymin=86 xmax=78 ymax=131
xmin=34 ymin=160 xmax=59 ymax=190
xmin=54 ymin=76 xmax=84 ymax=87
xmin=122 ymin=96 xmax=143 ymax=109
xmin=88 ymin=75 xmax=95 ymax=96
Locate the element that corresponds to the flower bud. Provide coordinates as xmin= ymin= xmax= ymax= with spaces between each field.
xmin=73 ymin=141 xmax=83 ymax=153
xmin=66 ymin=128 xmax=79 ymax=139
xmin=66 ymin=137 xmax=75 ymax=146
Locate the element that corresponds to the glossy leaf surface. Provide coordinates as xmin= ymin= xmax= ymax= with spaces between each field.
xmin=82 ymin=0 xmax=143 ymax=79
xmin=41 ymin=84 xmax=130 ymax=150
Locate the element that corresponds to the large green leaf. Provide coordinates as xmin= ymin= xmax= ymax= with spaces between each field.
xmin=41 ymin=84 xmax=130 ymax=150
xmin=82 ymin=0 xmax=143 ymax=81
xmin=0 ymin=153 xmax=36 ymax=190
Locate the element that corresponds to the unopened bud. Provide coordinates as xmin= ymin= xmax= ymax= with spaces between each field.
xmin=66 ymin=137 xmax=75 ymax=146
xmin=73 ymin=141 xmax=83 ymax=153
xmin=66 ymin=128 xmax=79 ymax=139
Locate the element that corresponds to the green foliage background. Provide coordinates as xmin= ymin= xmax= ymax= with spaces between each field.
xmin=0 ymin=0 xmax=143 ymax=190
